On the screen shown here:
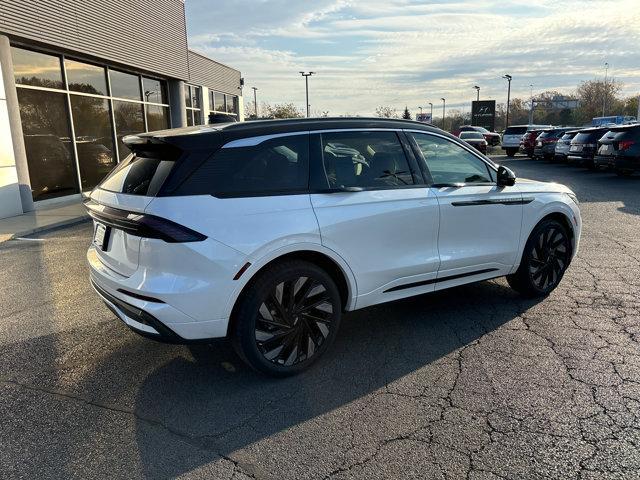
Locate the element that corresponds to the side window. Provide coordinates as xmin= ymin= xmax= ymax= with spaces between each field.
xmin=178 ymin=134 xmax=309 ymax=196
xmin=411 ymin=133 xmax=495 ymax=184
xmin=320 ymin=131 xmax=415 ymax=189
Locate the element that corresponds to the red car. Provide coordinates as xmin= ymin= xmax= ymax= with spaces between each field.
xmin=521 ymin=130 xmax=544 ymax=158
xmin=459 ymin=131 xmax=488 ymax=154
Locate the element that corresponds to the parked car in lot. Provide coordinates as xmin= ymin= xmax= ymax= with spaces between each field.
xmin=521 ymin=129 xmax=544 ymax=158
xmin=594 ymin=129 xmax=619 ymax=170
xmin=459 ymin=131 xmax=488 ymax=153
xmin=502 ymin=124 xmax=551 ymax=157
xmin=86 ymin=118 xmax=581 ymax=376
xmin=554 ymin=130 xmax=579 ymax=163
xmin=599 ymin=124 xmax=640 ymax=176
xmin=567 ymin=126 xmax=611 ymax=169
xmin=534 ymin=127 xmax=577 ymax=161
xmin=458 ymin=125 xmax=501 ymax=146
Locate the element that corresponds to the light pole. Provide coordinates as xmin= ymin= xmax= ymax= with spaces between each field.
xmin=428 ymin=102 xmax=433 ymax=122
xmin=473 ymin=85 xmax=480 ymax=102
xmin=299 ymin=71 xmax=315 ymax=118
xmin=418 ymin=106 xmax=423 ymax=115
xmin=528 ymin=84 xmax=534 ymax=125
xmin=440 ymin=98 xmax=446 ymax=130
xmin=602 ymin=62 xmax=609 ymax=117
xmin=502 ymin=74 xmax=512 ymax=128
xmin=251 ymin=86 xmax=258 ymax=118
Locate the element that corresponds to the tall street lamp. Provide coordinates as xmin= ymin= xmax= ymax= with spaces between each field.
xmin=473 ymin=85 xmax=480 ymax=102
xmin=418 ymin=106 xmax=423 ymax=114
xmin=251 ymin=86 xmax=258 ymax=118
xmin=428 ymin=102 xmax=433 ymax=122
xmin=502 ymin=74 xmax=512 ymax=128
xmin=440 ymin=98 xmax=446 ymax=130
xmin=602 ymin=62 xmax=609 ymax=117
xmin=299 ymin=71 xmax=315 ymax=118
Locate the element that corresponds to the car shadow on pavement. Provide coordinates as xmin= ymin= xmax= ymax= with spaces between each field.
xmin=124 ymin=279 xmax=543 ymax=478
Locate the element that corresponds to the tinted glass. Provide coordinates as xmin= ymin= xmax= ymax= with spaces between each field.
xmin=191 ymin=86 xmax=201 ymax=108
xmin=193 ymin=110 xmax=202 ymax=125
xmin=100 ymin=155 xmax=175 ymax=196
xmin=537 ymin=132 xmax=551 ymax=139
xmin=70 ymin=95 xmax=117 ymax=190
xmin=226 ymin=95 xmax=238 ymax=114
xmin=113 ymin=100 xmax=144 ymax=159
xmin=186 ymin=110 xmax=194 ymax=126
xmin=17 ymin=88 xmax=78 ymax=200
xmin=184 ymin=85 xmax=192 ymax=108
xmin=460 ymin=132 xmax=483 ymax=139
xmin=109 ymin=70 xmax=141 ymax=100
xmin=180 ymin=135 xmax=310 ymax=196
xmin=573 ymin=132 xmax=597 ymax=143
xmin=12 ymin=47 xmax=63 ymax=89
xmin=146 ymin=105 xmax=170 ymax=131
xmin=214 ymin=92 xmax=225 ymax=111
xmin=504 ymin=126 xmax=527 ymax=135
xmin=65 ymin=59 xmax=107 ymax=95
xmin=142 ymin=77 xmax=167 ymax=104
xmin=321 ymin=131 xmax=414 ymax=189
xmin=412 ymin=133 xmax=493 ymax=184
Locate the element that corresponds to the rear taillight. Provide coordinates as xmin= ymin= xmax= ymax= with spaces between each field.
xmin=84 ymin=200 xmax=207 ymax=243
xmin=619 ymin=140 xmax=636 ymax=151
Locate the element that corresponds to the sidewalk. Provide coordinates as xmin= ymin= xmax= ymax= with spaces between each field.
xmin=0 ymin=200 xmax=89 ymax=242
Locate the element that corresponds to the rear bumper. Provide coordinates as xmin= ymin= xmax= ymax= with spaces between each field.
xmin=88 ymin=246 xmax=230 ymax=341
xmin=594 ymin=155 xmax=614 ymax=169
xmin=613 ymin=155 xmax=640 ymax=171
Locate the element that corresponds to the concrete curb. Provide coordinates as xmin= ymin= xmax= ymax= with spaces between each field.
xmin=0 ymin=215 xmax=90 ymax=243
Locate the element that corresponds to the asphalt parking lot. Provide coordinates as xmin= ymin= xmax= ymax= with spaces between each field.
xmin=1 ymin=154 xmax=640 ymax=480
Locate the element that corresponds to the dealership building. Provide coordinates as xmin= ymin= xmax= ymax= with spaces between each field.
xmin=0 ymin=0 xmax=243 ymax=219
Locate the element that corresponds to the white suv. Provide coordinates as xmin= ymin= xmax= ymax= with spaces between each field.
xmin=87 ymin=118 xmax=581 ymax=376
xmin=502 ymin=124 xmax=552 ymax=157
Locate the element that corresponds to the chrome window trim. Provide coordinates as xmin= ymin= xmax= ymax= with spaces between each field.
xmin=403 ymin=129 xmax=498 ymax=172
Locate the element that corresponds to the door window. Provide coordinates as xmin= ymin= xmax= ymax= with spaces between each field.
xmin=411 ymin=133 xmax=495 ymax=184
xmin=320 ymin=131 xmax=415 ymax=189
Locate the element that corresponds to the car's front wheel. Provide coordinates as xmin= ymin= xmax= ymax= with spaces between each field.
xmin=507 ymin=219 xmax=572 ymax=297
xmin=505 ymin=148 xmax=517 ymax=157
xmin=231 ymin=260 xmax=342 ymax=376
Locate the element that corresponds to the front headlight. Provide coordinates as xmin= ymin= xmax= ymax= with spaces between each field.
xmin=566 ymin=192 xmax=579 ymax=205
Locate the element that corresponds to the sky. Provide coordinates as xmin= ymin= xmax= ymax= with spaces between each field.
xmin=185 ymin=0 xmax=640 ymax=117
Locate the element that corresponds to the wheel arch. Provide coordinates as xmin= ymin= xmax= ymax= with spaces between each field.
xmin=225 ymin=246 xmax=357 ymax=336
xmin=514 ymin=208 xmax=576 ymax=271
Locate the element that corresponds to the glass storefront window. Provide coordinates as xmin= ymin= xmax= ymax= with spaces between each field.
xmin=11 ymin=47 xmax=64 ymax=89
xmin=113 ymin=100 xmax=145 ymax=159
xmin=110 ymin=70 xmax=141 ymax=100
xmin=186 ymin=111 xmax=194 ymax=127
xmin=191 ymin=86 xmax=201 ymax=109
xmin=194 ymin=110 xmax=202 ymax=125
xmin=214 ymin=92 xmax=225 ymax=111
xmin=16 ymin=88 xmax=78 ymax=200
xmin=146 ymin=105 xmax=170 ymax=131
xmin=142 ymin=77 xmax=167 ymax=104
xmin=184 ymin=85 xmax=192 ymax=108
xmin=70 ymin=95 xmax=117 ymax=190
xmin=65 ymin=59 xmax=107 ymax=95
xmin=226 ymin=95 xmax=238 ymax=114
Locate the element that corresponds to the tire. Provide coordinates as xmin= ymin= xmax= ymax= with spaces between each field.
xmin=507 ymin=219 xmax=571 ymax=297
xmin=616 ymin=169 xmax=633 ymax=177
xmin=506 ymin=148 xmax=517 ymax=157
xmin=231 ymin=260 xmax=342 ymax=376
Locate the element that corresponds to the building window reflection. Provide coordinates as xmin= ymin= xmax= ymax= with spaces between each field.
xmin=11 ymin=46 xmax=170 ymax=200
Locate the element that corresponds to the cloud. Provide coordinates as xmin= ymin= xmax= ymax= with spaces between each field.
xmin=186 ymin=0 xmax=640 ymax=116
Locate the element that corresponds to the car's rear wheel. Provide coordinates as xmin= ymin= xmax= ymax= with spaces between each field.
xmin=507 ymin=219 xmax=571 ymax=297
xmin=231 ymin=260 xmax=342 ymax=376
xmin=506 ymin=148 xmax=517 ymax=157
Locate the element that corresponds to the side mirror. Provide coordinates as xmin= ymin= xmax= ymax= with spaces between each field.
xmin=497 ymin=165 xmax=516 ymax=187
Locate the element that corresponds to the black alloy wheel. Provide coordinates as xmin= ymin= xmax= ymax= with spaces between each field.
xmin=507 ymin=219 xmax=572 ymax=297
xmin=232 ymin=260 xmax=342 ymax=376
xmin=528 ymin=225 xmax=570 ymax=292
xmin=256 ymin=276 xmax=334 ymax=366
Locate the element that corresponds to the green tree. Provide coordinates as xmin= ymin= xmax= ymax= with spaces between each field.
xmin=574 ymin=79 xmax=622 ymax=124
xmin=402 ymin=106 xmax=412 ymax=120
xmin=263 ymin=102 xmax=304 ymax=119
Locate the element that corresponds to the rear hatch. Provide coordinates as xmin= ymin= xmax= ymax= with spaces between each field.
xmin=597 ymin=130 xmax=618 ymax=158
xmin=570 ymin=130 xmax=606 ymax=157
xmin=502 ymin=126 xmax=528 ymax=146
xmin=86 ymin=134 xmax=201 ymax=277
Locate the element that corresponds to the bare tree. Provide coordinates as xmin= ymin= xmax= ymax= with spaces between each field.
xmin=375 ymin=106 xmax=398 ymax=118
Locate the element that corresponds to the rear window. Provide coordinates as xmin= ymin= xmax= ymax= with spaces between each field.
xmin=504 ymin=126 xmax=527 ymax=135
xmin=561 ymin=132 xmax=577 ymax=141
xmin=573 ymin=132 xmax=595 ymax=143
xmin=537 ymin=132 xmax=551 ymax=139
xmin=99 ymin=154 xmax=175 ymax=196
xmin=175 ymin=134 xmax=310 ymax=197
